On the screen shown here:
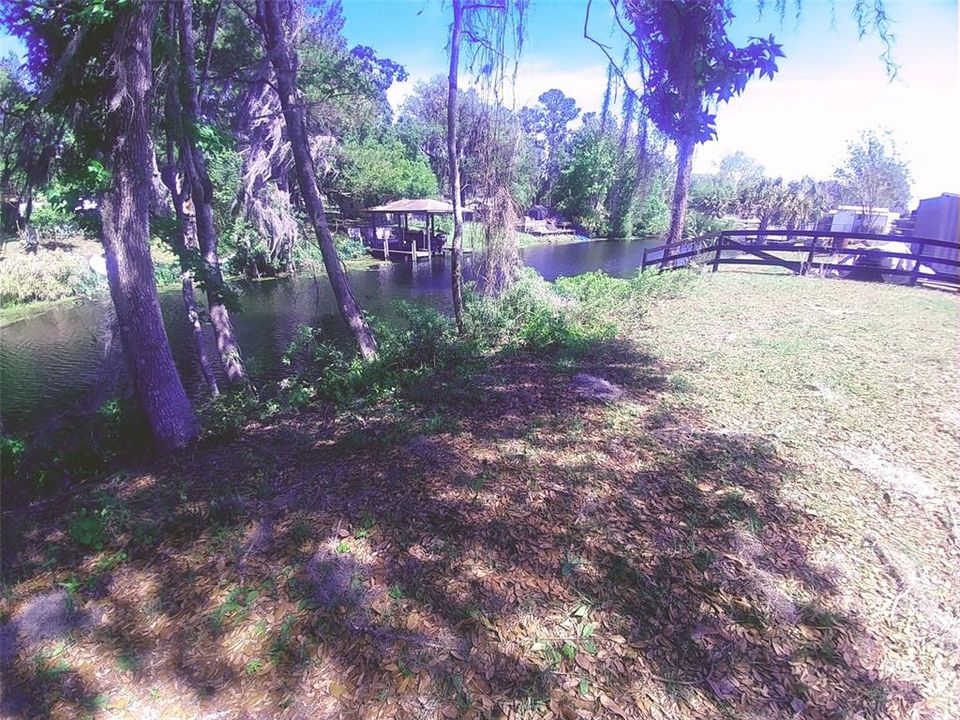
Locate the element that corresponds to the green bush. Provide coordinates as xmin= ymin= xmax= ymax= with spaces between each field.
xmin=334 ymin=233 xmax=366 ymax=260
xmin=199 ymin=390 xmax=263 ymax=439
xmin=200 ymin=267 xmax=695 ymax=430
xmin=683 ymin=210 xmax=739 ymax=239
xmin=0 ymin=249 xmax=104 ymax=305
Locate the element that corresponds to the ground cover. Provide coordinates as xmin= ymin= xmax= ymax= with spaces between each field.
xmin=1 ymin=270 xmax=956 ymax=719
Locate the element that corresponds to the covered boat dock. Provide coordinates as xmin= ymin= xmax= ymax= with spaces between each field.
xmin=361 ymin=198 xmax=460 ymax=261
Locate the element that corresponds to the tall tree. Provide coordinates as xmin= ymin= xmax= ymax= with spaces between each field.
xmin=100 ymin=1 xmax=199 ymax=448
xmin=160 ymin=1 xmax=219 ymax=397
xmin=255 ymin=0 xmax=378 ymax=360
xmin=173 ymin=0 xmax=249 ymax=388
xmin=718 ymin=151 xmax=765 ymax=196
xmin=615 ymin=1 xmax=782 ymax=252
xmin=3 ymin=0 xmax=200 ymax=448
xmin=520 ymin=88 xmax=580 ymax=202
xmin=446 ymin=0 xmax=466 ymax=333
xmin=834 ymin=129 xmax=911 ymax=228
xmin=587 ymin=0 xmax=897 ymax=250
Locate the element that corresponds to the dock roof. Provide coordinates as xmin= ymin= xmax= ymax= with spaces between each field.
xmin=363 ymin=198 xmax=454 ymax=214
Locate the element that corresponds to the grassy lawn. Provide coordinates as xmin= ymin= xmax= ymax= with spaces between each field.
xmin=1 ymin=271 xmax=957 ymax=719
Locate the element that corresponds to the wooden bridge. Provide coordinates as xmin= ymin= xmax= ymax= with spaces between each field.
xmin=641 ymin=229 xmax=960 ymax=289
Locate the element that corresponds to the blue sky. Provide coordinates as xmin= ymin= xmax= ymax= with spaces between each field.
xmin=2 ymin=1 xmax=956 ymax=200
xmin=339 ymin=0 xmax=959 ymax=201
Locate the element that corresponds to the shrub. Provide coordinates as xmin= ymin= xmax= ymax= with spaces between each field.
xmin=0 ymin=249 xmax=104 ymax=305
xmin=683 ymin=210 xmax=739 ymax=239
xmin=334 ymin=233 xmax=366 ymax=260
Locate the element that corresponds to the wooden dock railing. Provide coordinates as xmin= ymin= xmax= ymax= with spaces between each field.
xmin=640 ymin=229 xmax=960 ymax=288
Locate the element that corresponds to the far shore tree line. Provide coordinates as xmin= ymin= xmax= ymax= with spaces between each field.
xmin=0 ymin=0 xmax=900 ymax=451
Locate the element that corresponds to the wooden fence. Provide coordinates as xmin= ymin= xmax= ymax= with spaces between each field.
xmin=640 ymin=229 xmax=960 ymax=288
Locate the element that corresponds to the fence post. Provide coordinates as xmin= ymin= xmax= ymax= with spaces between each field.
xmin=909 ymin=241 xmax=924 ymax=286
xmin=804 ymin=235 xmax=818 ymax=275
xmin=712 ymin=233 xmax=724 ymax=272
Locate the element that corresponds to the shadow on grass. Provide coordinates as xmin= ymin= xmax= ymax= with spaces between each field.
xmin=0 ymin=338 xmax=919 ymax=718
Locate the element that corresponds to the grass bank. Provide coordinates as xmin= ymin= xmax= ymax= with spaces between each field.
xmin=1 ymin=271 xmax=957 ymax=719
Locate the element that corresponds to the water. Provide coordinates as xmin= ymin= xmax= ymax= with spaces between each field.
xmin=0 ymin=238 xmax=658 ymax=433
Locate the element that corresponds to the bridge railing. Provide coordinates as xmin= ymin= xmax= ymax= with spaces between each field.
xmin=640 ymin=229 xmax=960 ymax=288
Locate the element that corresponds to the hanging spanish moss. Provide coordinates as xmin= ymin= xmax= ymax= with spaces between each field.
xmin=460 ymin=0 xmax=528 ymax=296
xmin=234 ymin=60 xmax=299 ymax=276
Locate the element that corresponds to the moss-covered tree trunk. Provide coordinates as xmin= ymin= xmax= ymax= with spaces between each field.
xmin=176 ymin=0 xmax=249 ymax=388
xmin=446 ymin=0 xmax=466 ymax=333
xmin=256 ymin=0 xmax=378 ymax=361
xmin=663 ymin=136 xmax=696 ymax=266
xmin=100 ymin=1 xmax=198 ymax=450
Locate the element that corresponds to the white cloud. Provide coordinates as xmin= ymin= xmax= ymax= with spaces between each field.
xmin=387 ymin=57 xmax=609 ymax=117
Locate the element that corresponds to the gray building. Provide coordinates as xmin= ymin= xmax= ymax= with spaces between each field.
xmin=913 ymin=193 xmax=959 ymax=276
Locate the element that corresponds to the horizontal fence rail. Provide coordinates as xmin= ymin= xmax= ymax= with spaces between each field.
xmin=640 ymin=230 xmax=960 ymax=289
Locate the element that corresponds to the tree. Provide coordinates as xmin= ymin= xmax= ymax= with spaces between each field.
xmin=834 ymin=129 xmax=911 ymax=229
xmin=614 ymin=1 xmax=783 ymax=253
xmin=0 ymin=55 xmax=61 ymax=233
xmin=171 ymin=0 xmax=249 ymax=389
xmin=446 ymin=0 xmax=466 ymax=334
xmin=520 ymin=89 xmax=580 ymax=201
xmin=336 ymin=135 xmax=438 ymax=208
xmin=738 ymin=177 xmax=787 ymax=236
xmin=718 ymin=151 xmax=764 ymax=196
xmin=101 ymin=3 xmax=200 ymax=449
xmin=159 ymin=1 xmax=219 ymax=397
xmin=206 ymin=0 xmax=407 ymax=277
xmin=4 ymin=0 xmax=200 ymax=449
xmin=552 ymin=119 xmax=617 ymax=236
xmin=588 ymin=0 xmax=899 ymax=252
xmin=255 ymin=0 xmax=378 ymax=360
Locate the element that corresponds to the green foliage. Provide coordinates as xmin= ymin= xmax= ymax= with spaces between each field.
xmin=200 ymin=390 xmax=262 ymax=439
xmin=333 ymin=233 xmax=366 ymax=260
xmin=683 ymin=210 xmax=738 ymax=239
xmin=623 ymin=3 xmax=783 ymax=146
xmin=552 ymin=125 xmax=617 ymax=236
xmin=1 ymin=435 xmax=26 ymax=475
xmin=633 ymin=176 xmax=671 ymax=237
xmin=67 ymin=508 xmax=109 ymax=550
xmin=337 ymin=136 xmax=438 ymax=207
xmin=834 ymin=129 xmax=912 ymax=215
xmin=0 ymin=249 xmax=104 ymax=305
xmin=190 ymin=266 xmax=693 ymax=443
xmin=689 ymin=175 xmax=737 ymax=218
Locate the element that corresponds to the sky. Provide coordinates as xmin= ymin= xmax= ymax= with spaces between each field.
xmin=337 ymin=0 xmax=959 ymax=203
xmin=0 ymin=1 xmax=956 ymax=202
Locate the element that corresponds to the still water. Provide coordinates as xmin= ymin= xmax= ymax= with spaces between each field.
xmin=0 ymin=239 xmax=657 ymax=433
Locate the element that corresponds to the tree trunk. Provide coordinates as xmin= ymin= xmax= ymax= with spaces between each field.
xmin=446 ymin=0 xmax=466 ymax=334
xmin=161 ymin=0 xmax=219 ymax=398
xmin=176 ymin=0 xmax=249 ymax=388
xmin=256 ymin=0 xmax=378 ymax=360
xmin=159 ymin=160 xmax=220 ymax=398
xmin=664 ymin=136 xmax=696 ymax=267
xmin=757 ymin=217 xmax=770 ymax=245
xmin=99 ymin=1 xmax=198 ymax=450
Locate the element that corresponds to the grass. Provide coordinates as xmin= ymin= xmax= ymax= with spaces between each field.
xmin=0 ymin=270 xmax=957 ymax=719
